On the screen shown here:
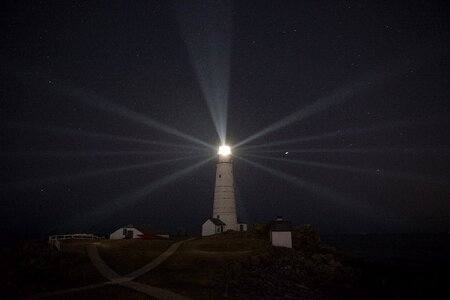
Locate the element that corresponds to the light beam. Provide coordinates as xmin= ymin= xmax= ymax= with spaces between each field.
xmin=245 ymin=153 xmax=448 ymax=186
xmin=243 ymin=147 xmax=449 ymax=155
xmin=2 ymin=150 xmax=198 ymax=158
xmin=3 ymin=154 xmax=206 ymax=190
xmin=3 ymin=67 xmax=214 ymax=150
xmin=175 ymin=0 xmax=232 ymax=145
xmin=76 ymin=90 xmax=215 ymax=150
xmin=239 ymin=115 xmax=448 ymax=150
xmin=64 ymin=156 xmax=215 ymax=228
xmin=8 ymin=121 xmax=206 ymax=151
xmin=235 ymin=59 xmax=408 ymax=148
xmin=235 ymin=155 xmax=405 ymax=226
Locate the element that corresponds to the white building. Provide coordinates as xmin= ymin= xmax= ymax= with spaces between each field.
xmin=202 ymin=218 xmax=248 ymax=236
xmin=202 ymin=145 xmax=247 ymax=236
xmin=110 ymin=224 xmax=169 ymax=240
xmin=269 ymin=217 xmax=293 ymax=248
xmin=202 ymin=218 xmax=225 ymax=236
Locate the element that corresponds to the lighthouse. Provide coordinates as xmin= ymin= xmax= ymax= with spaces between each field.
xmin=201 ymin=145 xmax=247 ymax=236
xmin=213 ymin=145 xmax=238 ymax=230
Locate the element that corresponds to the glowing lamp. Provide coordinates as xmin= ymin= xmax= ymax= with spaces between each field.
xmin=218 ymin=145 xmax=231 ymax=156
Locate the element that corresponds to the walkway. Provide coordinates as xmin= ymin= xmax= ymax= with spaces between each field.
xmin=40 ymin=239 xmax=192 ymax=300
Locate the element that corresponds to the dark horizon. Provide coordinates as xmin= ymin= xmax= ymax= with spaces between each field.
xmin=1 ymin=1 xmax=449 ymax=241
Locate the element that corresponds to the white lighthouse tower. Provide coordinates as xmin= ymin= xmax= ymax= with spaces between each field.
xmin=213 ymin=145 xmax=238 ymax=230
xmin=201 ymin=145 xmax=247 ymax=236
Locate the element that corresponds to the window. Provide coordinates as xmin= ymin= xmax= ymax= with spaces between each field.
xmin=240 ymin=224 xmax=244 ymax=232
xmin=219 ymin=174 xmax=221 ymax=178
xmin=123 ymin=228 xmax=127 ymax=235
xmin=217 ymin=215 xmax=220 ymax=219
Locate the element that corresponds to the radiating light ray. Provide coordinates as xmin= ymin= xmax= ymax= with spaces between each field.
xmin=235 ymin=155 xmax=405 ymax=226
xmin=8 ymin=121 xmax=206 ymax=151
xmin=235 ymin=60 xmax=409 ymax=148
xmin=235 ymin=156 xmax=372 ymax=210
xmin=239 ymin=115 xmax=448 ymax=150
xmin=3 ymin=154 xmax=206 ymax=190
xmin=174 ymin=0 xmax=232 ymax=145
xmin=239 ymin=121 xmax=413 ymax=150
xmin=2 ymin=150 xmax=199 ymax=158
xmin=243 ymin=147 xmax=449 ymax=154
xmin=65 ymin=156 xmax=215 ymax=228
xmin=245 ymin=153 xmax=448 ymax=186
xmin=2 ymin=65 xmax=214 ymax=150
xmin=71 ymin=88 xmax=215 ymax=150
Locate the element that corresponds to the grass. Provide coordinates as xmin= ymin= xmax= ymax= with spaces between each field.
xmin=1 ymin=234 xmax=272 ymax=299
xmin=60 ymin=238 xmax=175 ymax=275
xmin=47 ymin=284 xmax=158 ymax=300
xmin=96 ymin=239 xmax=175 ymax=275
xmin=5 ymin=232 xmax=444 ymax=299
xmin=0 ymin=240 xmax=104 ymax=297
xmin=0 ymin=238 xmax=174 ymax=298
xmin=136 ymin=232 xmax=272 ymax=300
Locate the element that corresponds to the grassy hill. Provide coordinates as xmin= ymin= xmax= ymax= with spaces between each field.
xmin=1 ymin=230 xmax=355 ymax=299
xmin=0 ymin=239 xmax=104 ymax=297
xmin=136 ymin=232 xmax=274 ymax=299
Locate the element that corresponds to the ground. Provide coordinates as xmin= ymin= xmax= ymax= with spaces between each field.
xmin=1 ymin=232 xmax=448 ymax=299
xmin=1 ymin=234 xmax=272 ymax=299
xmin=136 ymin=233 xmax=273 ymax=299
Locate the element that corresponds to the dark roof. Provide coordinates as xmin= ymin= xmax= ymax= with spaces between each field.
xmin=208 ymin=218 xmax=226 ymax=226
xmin=270 ymin=220 xmax=293 ymax=232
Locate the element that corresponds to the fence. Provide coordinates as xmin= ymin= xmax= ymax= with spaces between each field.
xmin=48 ymin=233 xmax=105 ymax=250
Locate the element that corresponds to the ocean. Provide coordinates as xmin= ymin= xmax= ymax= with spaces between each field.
xmin=321 ymin=233 xmax=450 ymax=263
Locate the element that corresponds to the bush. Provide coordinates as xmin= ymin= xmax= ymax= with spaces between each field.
xmin=292 ymin=224 xmax=322 ymax=255
xmin=246 ymin=223 xmax=270 ymax=239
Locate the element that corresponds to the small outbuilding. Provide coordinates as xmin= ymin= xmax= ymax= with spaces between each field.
xmin=110 ymin=224 xmax=169 ymax=240
xmin=201 ymin=218 xmax=226 ymax=236
xmin=269 ymin=216 xmax=293 ymax=248
xmin=237 ymin=222 xmax=248 ymax=233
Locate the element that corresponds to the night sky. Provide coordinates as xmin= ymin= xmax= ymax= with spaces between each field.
xmin=1 ymin=1 xmax=449 ymax=240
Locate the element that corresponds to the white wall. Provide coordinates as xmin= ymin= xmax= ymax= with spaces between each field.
xmin=202 ymin=220 xmax=218 ymax=236
xmin=238 ymin=223 xmax=248 ymax=232
xmin=271 ymin=231 xmax=292 ymax=248
xmin=110 ymin=228 xmax=124 ymax=239
xmin=109 ymin=227 xmax=143 ymax=239
xmin=213 ymin=155 xmax=238 ymax=231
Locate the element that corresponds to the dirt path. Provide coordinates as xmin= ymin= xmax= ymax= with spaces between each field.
xmin=85 ymin=244 xmax=122 ymax=280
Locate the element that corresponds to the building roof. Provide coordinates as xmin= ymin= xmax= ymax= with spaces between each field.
xmin=270 ymin=220 xmax=293 ymax=232
xmin=208 ymin=218 xmax=226 ymax=226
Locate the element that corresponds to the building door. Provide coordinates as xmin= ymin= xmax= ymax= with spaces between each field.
xmin=240 ymin=224 xmax=244 ymax=232
xmin=125 ymin=230 xmax=133 ymax=239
